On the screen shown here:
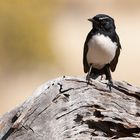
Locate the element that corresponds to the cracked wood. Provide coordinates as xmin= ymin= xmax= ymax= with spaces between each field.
xmin=0 ymin=76 xmax=140 ymax=140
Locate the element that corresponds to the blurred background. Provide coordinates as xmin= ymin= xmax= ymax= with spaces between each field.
xmin=0 ymin=0 xmax=140 ymax=115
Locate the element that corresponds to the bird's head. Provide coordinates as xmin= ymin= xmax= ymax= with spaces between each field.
xmin=88 ymin=14 xmax=116 ymax=31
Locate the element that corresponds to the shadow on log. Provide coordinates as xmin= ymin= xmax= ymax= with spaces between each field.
xmin=0 ymin=76 xmax=140 ymax=140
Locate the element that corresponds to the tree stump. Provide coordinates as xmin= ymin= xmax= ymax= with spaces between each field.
xmin=0 ymin=76 xmax=140 ymax=140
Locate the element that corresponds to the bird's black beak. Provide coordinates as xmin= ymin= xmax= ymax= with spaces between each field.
xmin=88 ymin=18 xmax=99 ymax=24
xmin=88 ymin=18 xmax=94 ymax=22
xmin=88 ymin=18 xmax=100 ymax=27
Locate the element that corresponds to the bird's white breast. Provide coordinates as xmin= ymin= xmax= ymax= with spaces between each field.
xmin=87 ymin=34 xmax=117 ymax=69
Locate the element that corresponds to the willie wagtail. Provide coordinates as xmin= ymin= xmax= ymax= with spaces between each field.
xmin=83 ymin=14 xmax=121 ymax=90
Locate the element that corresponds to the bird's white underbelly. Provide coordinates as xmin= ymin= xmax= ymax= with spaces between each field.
xmin=87 ymin=34 xmax=117 ymax=69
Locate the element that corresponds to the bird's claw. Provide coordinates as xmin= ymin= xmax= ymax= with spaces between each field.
xmin=86 ymin=75 xmax=91 ymax=84
xmin=107 ymin=80 xmax=113 ymax=91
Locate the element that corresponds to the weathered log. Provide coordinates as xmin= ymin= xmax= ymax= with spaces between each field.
xmin=0 ymin=76 xmax=140 ymax=140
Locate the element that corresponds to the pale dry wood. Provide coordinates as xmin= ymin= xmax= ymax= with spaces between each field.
xmin=0 ymin=76 xmax=140 ymax=140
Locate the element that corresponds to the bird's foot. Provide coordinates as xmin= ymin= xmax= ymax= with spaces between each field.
xmin=107 ymin=80 xmax=113 ymax=92
xmin=86 ymin=74 xmax=91 ymax=84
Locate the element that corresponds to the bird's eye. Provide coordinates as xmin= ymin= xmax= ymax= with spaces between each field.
xmin=101 ymin=20 xmax=108 ymax=24
xmin=100 ymin=20 xmax=106 ymax=25
xmin=104 ymin=21 xmax=111 ymax=30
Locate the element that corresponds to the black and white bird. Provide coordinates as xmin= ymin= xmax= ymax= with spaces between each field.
xmin=83 ymin=14 xmax=121 ymax=90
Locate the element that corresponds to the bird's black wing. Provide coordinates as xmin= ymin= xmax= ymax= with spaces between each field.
xmin=83 ymin=30 xmax=93 ymax=73
xmin=110 ymin=33 xmax=121 ymax=72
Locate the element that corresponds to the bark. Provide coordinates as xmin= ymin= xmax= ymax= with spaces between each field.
xmin=0 ymin=76 xmax=140 ymax=140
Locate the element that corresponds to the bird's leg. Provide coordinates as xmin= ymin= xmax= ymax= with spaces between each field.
xmin=105 ymin=64 xmax=113 ymax=91
xmin=86 ymin=64 xmax=92 ymax=83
